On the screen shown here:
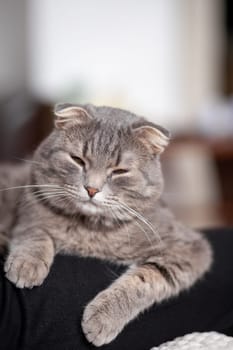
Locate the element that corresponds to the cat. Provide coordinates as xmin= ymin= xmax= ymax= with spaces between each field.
xmin=1 ymin=103 xmax=212 ymax=347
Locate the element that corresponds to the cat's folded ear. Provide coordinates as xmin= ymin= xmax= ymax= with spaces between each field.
xmin=54 ymin=103 xmax=92 ymax=129
xmin=132 ymin=121 xmax=171 ymax=154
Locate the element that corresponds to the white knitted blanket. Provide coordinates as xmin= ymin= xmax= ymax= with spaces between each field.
xmin=151 ymin=332 xmax=233 ymax=350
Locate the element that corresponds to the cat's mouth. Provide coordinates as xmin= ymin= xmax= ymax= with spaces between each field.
xmin=78 ymin=195 xmax=118 ymax=215
xmin=80 ymin=197 xmax=99 ymax=206
xmin=81 ymin=196 xmax=107 ymax=207
xmin=79 ymin=200 xmax=108 ymax=216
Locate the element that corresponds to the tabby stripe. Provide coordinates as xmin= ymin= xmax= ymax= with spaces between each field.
xmin=139 ymin=169 xmax=156 ymax=187
xmin=143 ymin=262 xmax=176 ymax=288
xmin=32 ymin=195 xmax=74 ymax=218
xmin=37 ymin=167 xmax=57 ymax=178
xmin=41 ymin=147 xmax=64 ymax=160
xmin=115 ymin=150 xmax=121 ymax=167
xmin=82 ymin=140 xmax=88 ymax=157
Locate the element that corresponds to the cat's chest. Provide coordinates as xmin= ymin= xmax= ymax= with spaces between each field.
xmin=54 ymin=219 xmax=142 ymax=263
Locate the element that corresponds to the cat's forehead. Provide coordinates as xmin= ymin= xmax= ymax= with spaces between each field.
xmin=65 ymin=118 xmax=138 ymax=167
xmin=84 ymin=104 xmax=138 ymax=124
xmin=81 ymin=122 xmax=130 ymax=162
xmin=60 ymin=104 xmax=158 ymax=163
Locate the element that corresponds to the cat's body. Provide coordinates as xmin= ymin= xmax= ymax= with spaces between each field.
xmin=1 ymin=104 xmax=212 ymax=346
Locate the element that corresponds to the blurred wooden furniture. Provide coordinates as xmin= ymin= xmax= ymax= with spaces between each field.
xmin=0 ymin=103 xmax=53 ymax=161
xmin=165 ymin=135 xmax=233 ymax=226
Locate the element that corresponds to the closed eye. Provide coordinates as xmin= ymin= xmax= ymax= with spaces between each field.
xmin=70 ymin=155 xmax=85 ymax=167
xmin=112 ymin=169 xmax=129 ymax=176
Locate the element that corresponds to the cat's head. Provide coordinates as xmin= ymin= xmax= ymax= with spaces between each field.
xmin=32 ymin=103 xmax=170 ymax=222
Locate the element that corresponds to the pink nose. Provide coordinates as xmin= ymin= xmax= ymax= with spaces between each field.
xmin=85 ymin=186 xmax=99 ymax=198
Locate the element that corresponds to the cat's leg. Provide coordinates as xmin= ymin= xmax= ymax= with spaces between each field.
xmin=4 ymin=227 xmax=55 ymax=288
xmin=82 ymin=236 xmax=212 ymax=346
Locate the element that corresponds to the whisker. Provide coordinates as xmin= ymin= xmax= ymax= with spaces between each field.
xmin=116 ymin=206 xmax=153 ymax=246
xmin=105 ymin=266 xmax=121 ymax=279
xmin=12 ymin=157 xmax=45 ymax=166
xmin=65 ymin=191 xmax=78 ymax=201
xmin=22 ymin=193 xmax=68 ymax=206
xmin=33 ymin=193 xmax=67 ymax=201
xmin=18 ymin=189 xmax=66 ymax=205
xmin=0 ymin=184 xmax=63 ymax=192
xmin=121 ymin=203 xmax=159 ymax=236
xmin=109 ymin=207 xmax=123 ymax=229
xmin=112 ymin=207 xmax=131 ymax=246
xmin=32 ymin=190 xmax=67 ymax=197
xmin=109 ymin=199 xmax=161 ymax=243
xmin=18 ymin=191 xmax=68 ymax=210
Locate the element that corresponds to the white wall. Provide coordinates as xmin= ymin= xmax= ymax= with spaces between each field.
xmin=0 ymin=0 xmax=27 ymax=97
xmin=27 ymin=0 xmax=224 ymax=130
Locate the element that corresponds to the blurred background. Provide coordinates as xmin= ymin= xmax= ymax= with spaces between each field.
xmin=0 ymin=0 xmax=233 ymax=228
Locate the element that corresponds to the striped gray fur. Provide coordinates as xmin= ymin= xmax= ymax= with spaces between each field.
xmin=0 ymin=103 xmax=212 ymax=347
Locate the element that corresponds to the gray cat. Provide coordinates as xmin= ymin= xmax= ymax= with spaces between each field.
xmin=1 ymin=104 xmax=212 ymax=346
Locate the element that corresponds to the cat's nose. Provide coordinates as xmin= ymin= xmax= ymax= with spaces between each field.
xmin=85 ymin=186 xmax=99 ymax=198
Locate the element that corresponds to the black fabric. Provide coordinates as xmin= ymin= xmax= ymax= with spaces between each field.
xmin=1 ymin=228 xmax=233 ymax=350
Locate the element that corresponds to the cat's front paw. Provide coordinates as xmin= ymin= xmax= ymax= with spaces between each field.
xmin=4 ymin=254 xmax=49 ymax=288
xmin=82 ymin=291 xmax=127 ymax=347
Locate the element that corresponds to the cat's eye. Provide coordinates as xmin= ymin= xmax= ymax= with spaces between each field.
xmin=71 ymin=155 xmax=85 ymax=167
xmin=111 ymin=169 xmax=129 ymax=176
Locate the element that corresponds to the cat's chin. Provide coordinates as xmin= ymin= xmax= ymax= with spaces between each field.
xmin=78 ymin=201 xmax=106 ymax=216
